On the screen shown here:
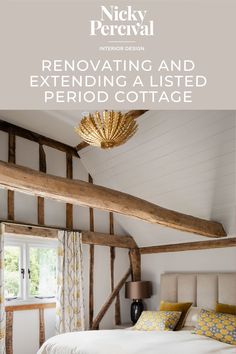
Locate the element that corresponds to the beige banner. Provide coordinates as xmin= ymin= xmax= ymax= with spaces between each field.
xmin=0 ymin=0 xmax=235 ymax=109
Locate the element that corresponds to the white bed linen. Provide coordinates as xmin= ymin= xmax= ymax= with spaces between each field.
xmin=38 ymin=330 xmax=236 ymax=354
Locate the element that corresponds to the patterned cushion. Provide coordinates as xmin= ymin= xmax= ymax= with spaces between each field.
xmin=184 ymin=306 xmax=201 ymax=328
xmin=194 ymin=309 xmax=236 ymax=345
xmin=216 ymin=303 xmax=236 ymax=316
xmin=159 ymin=301 xmax=193 ymax=330
xmin=134 ymin=311 xmax=181 ymax=331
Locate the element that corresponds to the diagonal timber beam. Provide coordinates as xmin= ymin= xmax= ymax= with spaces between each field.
xmin=0 ymin=161 xmax=226 ymax=238
xmin=75 ymin=110 xmax=148 ymax=151
xmin=92 ymin=268 xmax=131 ymax=330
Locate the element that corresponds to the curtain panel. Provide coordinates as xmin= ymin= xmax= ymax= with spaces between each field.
xmin=0 ymin=226 xmax=5 ymax=354
xmin=56 ymin=231 xmax=85 ymax=334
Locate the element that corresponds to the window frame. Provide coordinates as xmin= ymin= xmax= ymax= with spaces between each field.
xmin=4 ymin=235 xmax=58 ymax=306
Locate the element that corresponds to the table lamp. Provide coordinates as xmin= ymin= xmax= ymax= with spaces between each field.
xmin=125 ymin=281 xmax=152 ymax=324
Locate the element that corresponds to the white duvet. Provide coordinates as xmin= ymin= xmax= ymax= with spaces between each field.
xmin=38 ymin=329 xmax=236 ymax=354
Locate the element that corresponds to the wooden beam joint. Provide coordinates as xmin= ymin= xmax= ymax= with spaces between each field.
xmin=129 ymin=248 xmax=141 ymax=281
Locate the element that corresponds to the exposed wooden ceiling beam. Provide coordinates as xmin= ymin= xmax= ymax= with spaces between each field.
xmin=82 ymin=231 xmax=137 ymax=249
xmin=2 ymin=222 xmax=137 ymax=249
xmin=140 ymin=238 xmax=236 ymax=254
xmin=0 ymin=120 xmax=79 ymax=158
xmin=124 ymin=110 xmax=149 ymax=119
xmin=0 ymin=161 xmax=226 ymax=238
xmin=76 ymin=141 xmax=89 ymax=151
xmin=75 ymin=110 xmax=148 ymax=151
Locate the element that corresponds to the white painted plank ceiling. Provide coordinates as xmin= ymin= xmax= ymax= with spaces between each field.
xmin=79 ymin=111 xmax=236 ymax=246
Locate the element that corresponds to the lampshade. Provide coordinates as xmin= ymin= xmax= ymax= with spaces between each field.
xmin=125 ymin=281 xmax=152 ymax=300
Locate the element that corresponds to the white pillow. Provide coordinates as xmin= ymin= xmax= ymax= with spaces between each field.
xmin=184 ymin=307 xmax=201 ymax=328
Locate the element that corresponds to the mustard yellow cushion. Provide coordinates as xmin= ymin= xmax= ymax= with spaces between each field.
xmin=159 ymin=301 xmax=192 ymax=330
xmin=216 ymin=303 xmax=236 ymax=316
xmin=195 ymin=309 xmax=236 ymax=345
xmin=134 ymin=311 xmax=181 ymax=331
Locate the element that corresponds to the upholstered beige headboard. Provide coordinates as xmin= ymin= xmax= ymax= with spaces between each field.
xmin=160 ymin=273 xmax=236 ymax=309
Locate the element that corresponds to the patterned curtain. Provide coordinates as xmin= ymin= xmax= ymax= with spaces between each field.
xmin=56 ymin=231 xmax=85 ymax=334
xmin=0 ymin=226 xmax=5 ymax=353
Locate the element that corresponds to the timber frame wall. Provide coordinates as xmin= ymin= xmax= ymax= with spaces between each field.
xmin=0 ymin=120 xmax=141 ymax=348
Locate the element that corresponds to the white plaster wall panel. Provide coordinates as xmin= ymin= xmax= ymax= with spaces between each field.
xmin=0 ymin=189 xmax=7 ymax=220
xmin=44 ymin=199 xmax=66 ymax=228
xmin=73 ymin=206 xmax=90 ymax=230
xmin=13 ymin=310 xmax=39 ymax=354
xmin=93 ymin=245 xmax=113 ymax=329
xmin=73 ymin=156 xmax=88 ymax=181
xmin=44 ymin=146 xmax=66 ymax=177
xmin=72 ymin=157 xmax=91 ymax=230
xmin=44 ymin=147 xmax=67 ymax=227
xmin=44 ymin=308 xmax=56 ymax=340
xmin=93 ymin=209 xmax=110 ymax=234
xmin=13 ymin=137 xmax=39 ymax=223
xmin=0 ymin=130 xmax=8 ymax=161
xmin=114 ymin=248 xmax=130 ymax=325
xmin=82 ymin=245 xmax=130 ymax=330
xmin=92 ymin=245 xmax=130 ymax=329
xmin=16 ymin=136 xmax=39 ymax=170
xmin=12 ymin=308 xmax=56 ymax=354
xmin=112 ymin=217 xmax=127 ymax=236
xmin=14 ymin=192 xmax=37 ymax=224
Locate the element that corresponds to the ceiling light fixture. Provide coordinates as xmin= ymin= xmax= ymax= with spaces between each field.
xmin=75 ymin=111 xmax=138 ymax=149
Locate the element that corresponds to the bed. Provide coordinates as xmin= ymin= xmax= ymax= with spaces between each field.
xmin=38 ymin=273 xmax=236 ymax=354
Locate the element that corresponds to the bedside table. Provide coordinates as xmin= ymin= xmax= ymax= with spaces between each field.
xmin=113 ymin=323 xmax=133 ymax=329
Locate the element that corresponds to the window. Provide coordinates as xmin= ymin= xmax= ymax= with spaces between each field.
xmin=4 ymin=236 xmax=57 ymax=304
xmin=29 ymin=246 xmax=57 ymax=298
xmin=4 ymin=246 xmax=21 ymax=299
